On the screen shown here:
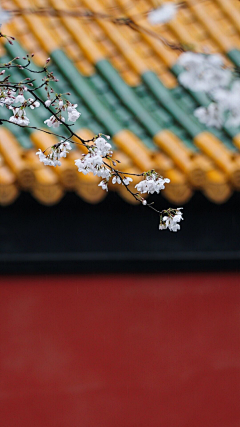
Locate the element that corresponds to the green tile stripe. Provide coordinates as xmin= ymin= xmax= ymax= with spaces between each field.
xmin=96 ymin=59 xmax=162 ymax=137
xmin=50 ymin=50 xmax=122 ymax=137
xmin=141 ymin=70 xmax=202 ymax=138
xmin=228 ymin=49 xmax=240 ymax=68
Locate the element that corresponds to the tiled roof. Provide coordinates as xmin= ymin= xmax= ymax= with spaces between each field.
xmin=1 ymin=0 xmax=240 ymax=205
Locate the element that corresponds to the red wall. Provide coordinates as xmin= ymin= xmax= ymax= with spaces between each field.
xmin=0 ymin=273 xmax=240 ymax=427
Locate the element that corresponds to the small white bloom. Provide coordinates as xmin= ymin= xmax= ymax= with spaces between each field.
xmin=148 ymin=3 xmax=177 ymax=25
xmin=67 ymin=105 xmax=81 ymax=122
xmin=36 ymin=148 xmax=61 ymax=167
xmin=159 ymin=223 xmax=167 ymax=230
xmin=59 ymin=141 xmax=72 ymax=158
xmin=9 ymin=107 xmax=29 ymax=126
xmin=45 ymin=99 xmax=51 ymax=107
xmin=112 ymin=176 xmax=121 ymax=184
xmin=160 ymin=208 xmax=183 ymax=232
xmin=15 ymin=94 xmax=25 ymax=104
xmin=135 ymin=174 xmax=170 ymax=194
xmin=28 ymin=98 xmax=40 ymax=109
xmin=95 ymin=137 xmax=112 ymax=157
xmin=194 ymin=103 xmax=224 ymax=129
xmin=44 ymin=115 xmax=65 ymax=128
xmin=98 ymin=180 xmax=108 ymax=191
xmin=177 ymin=52 xmax=232 ymax=93
xmin=123 ymin=177 xmax=133 ymax=186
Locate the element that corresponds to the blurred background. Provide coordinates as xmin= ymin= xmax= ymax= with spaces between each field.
xmin=0 ymin=0 xmax=240 ymax=426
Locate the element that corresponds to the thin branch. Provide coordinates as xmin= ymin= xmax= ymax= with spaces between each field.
xmin=2 ymin=7 xmax=185 ymax=52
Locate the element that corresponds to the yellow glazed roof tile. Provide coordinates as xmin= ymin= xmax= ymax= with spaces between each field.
xmin=1 ymin=0 xmax=240 ymax=205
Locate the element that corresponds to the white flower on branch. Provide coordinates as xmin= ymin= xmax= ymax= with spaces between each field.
xmin=194 ymin=80 xmax=240 ymax=129
xmin=36 ymin=148 xmax=61 ymax=167
xmin=148 ymin=3 xmax=177 ymax=25
xmin=135 ymin=172 xmax=170 ymax=194
xmin=44 ymin=115 xmax=65 ymax=128
xmin=123 ymin=177 xmax=133 ymax=186
xmin=75 ymin=136 xmax=113 ymax=177
xmin=9 ymin=107 xmax=29 ymax=126
xmin=36 ymin=141 xmax=72 ymax=167
xmin=177 ymin=52 xmax=232 ymax=93
xmin=59 ymin=141 xmax=72 ymax=158
xmin=159 ymin=208 xmax=184 ymax=232
xmin=112 ymin=175 xmax=121 ymax=184
xmin=211 ymin=81 xmax=240 ymax=128
xmin=95 ymin=137 xmax=112 ymax=157
xmin=45 ymin=99 xmax=51 ymax=107
xmin=194 ymin=103 xmax=224 ymax=129
xmin=15 ymin=94 xmax=25 ymax=104
xmin=98 ymin=180 xmax=108 ymax=191
xmin=67 ymin=104 xmax=81 ymax=122
xmin=28 ymin=98 xmax=40 ymax=109
xmin=0 ymin=90 xmax=15 ymax=107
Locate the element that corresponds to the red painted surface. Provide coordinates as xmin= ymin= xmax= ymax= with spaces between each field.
xmin=0 ymin=273 xmax=240 ymax=427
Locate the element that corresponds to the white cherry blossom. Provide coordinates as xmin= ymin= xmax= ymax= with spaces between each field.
xmin=177 ymin=52 xmax=232 ymax=92
xmin=194 ymin=103 xmax=224 ymax=129
xmin=159 ymin=208 xmax=183 ymax=232
xmin=67 ymin=104 xmax=81 ymax=122
xmin=95 ymin=137 xmax=112 ymax=157
xmin=98 ymin=180 xmax=108 ymax=191
xmin=135 ymin=174 xmax=170 ymax=194
xmin=112 ymin=176 xmax=121 ymax=184
xmin=15 ymin=94 xmax=25 ymax=104
xmin=0 ymin=90 xmax=15 ymax=107
xmin=36 ymin=149 xmax=61 ymax=167
xmin=9 ymin=107 xmax=29 ymax=126
xmin=123 ymin=177 xmax=133 ymax=186
xmin=36 ymin=141 xmax=72 ymax=167
xmin=148 ymin=3 xmax=177 ymax=25
xmin=44 ymin=115 xmax=65 ymax=128
xmin=59 ymin=141 xmax=72 ymax=158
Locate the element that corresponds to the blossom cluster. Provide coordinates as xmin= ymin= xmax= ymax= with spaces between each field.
xmin=44 ymin=99 xmax=81 ymax=128
xmin=36 ymin=141 xmax=72 ymax=167
xmin=148 ymin=2 xmax=177 ymax=25
xmin=75 ymin=136 xmax=112 ymax=179
xmin=159 ymin=208 xmax=184 ymax=232
xmin=135 ymin=171 xmax=170 ymax=194
xmin=0 ymin=63 xmax=81 ymax=127
xmin=177 ymin=51 xmax=240 ymax=129
xmin=0 ymin=86 xmax=40 ymax=125
xmin=177 ymin=52 xmax=231 ymax=93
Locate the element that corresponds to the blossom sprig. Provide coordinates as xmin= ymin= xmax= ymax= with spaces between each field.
xmin=0 ymin=49 xmax=182 ymax=231
xmin=177 ymin=51 xmax=240 ymax=130
xmin=177 ymin=52 xmax=232 ymax=93
xmin=75 ymin=136 xmax=113 ymax=184
xmin=159 ymin=208 xmax=184 ymax=232
xmin=135 ymin=170 xmax=170 ymax=194
xmin=36 ymin=141 xmax=72 ymax=167
xmin=43 ymin=96 xmax=81 ymax=126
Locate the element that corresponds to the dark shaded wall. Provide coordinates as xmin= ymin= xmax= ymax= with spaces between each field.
xmin=0 ymin=191 xmax=240 ymax=272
